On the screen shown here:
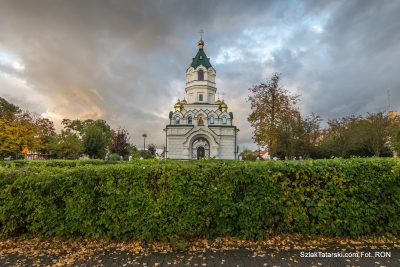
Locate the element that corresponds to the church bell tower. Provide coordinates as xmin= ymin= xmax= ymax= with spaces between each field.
xmin=185 ymin=37 xmax=217 ymax=104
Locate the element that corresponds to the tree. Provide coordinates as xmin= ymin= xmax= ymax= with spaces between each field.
xmin=128 ymin=145 xmax=138 ymax=155
xmin=273 ymin=110 xmax=301 ymax=159
xmin=322 ymin=115 xmax=362 ymax=158
xmin=247 ymin=73 xmax=300 ymax=158
xmin=0 ymin=97 xmax=24 ymax=158
xmin=33 ymin=116 xmax=56 ymax=153
xmin=390 ymin=122 xmax=400 ymax=157
xmin=48 ymin=130 xmax=84 ymax=159
xmin=109 ymin=128 xmax=131 ymax=157
xmin=0 ymin=98 xmax=55 ymax=158
xmin=0 ymin=97 xmax=20 ymax=118
xmin=147 ymin=143 xmax=156 ymax=156
xmin=240 ymin=149 xmax=258 ymax=161
xmin=0 ymin=112 xmax=38 ymax=158
xmin=360 ymin=112 xmax=391 ymax=157
xmin=83 ymin=124 xmax=110 ymax=158
xmin=62 ymin=119 xmax=111 ymax=159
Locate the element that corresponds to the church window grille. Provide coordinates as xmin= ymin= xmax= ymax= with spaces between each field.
xmin=199 ymin=94 xmax=203 ymax=102
xmin=188 ymin=116 xmax=192 ymax=124
xmin=222 ymin=116 xmax=227 ymax=124
xmin=175 ymin=116 xmax=180 ymax=124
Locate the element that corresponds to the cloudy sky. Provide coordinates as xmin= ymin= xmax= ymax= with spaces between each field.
xmin=0 ymin=0 xmax=399 ymax=149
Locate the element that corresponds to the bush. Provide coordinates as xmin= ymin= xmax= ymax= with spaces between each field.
xmin=0 ymin=158 xmax=399 ymax=241
xmin=108 ymin=153 xmax=121 ymax=161
xmin=137 ymin=150 xmax=154 ymax=159
xmin=0 ymin=159 xmax=115 ymax=168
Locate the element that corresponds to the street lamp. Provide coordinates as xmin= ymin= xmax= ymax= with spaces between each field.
xmin=142 ymin=133 xmax=147 ymax=151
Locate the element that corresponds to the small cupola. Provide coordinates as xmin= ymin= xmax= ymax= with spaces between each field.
xmin=174 ymin=99 xmax=182 ymax=112
xmin=198 ymin=37 xmax=204 ymax=49
xmin=219 ymin=100 xmax=228 ymax=112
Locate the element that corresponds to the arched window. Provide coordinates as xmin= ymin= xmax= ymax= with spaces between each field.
xmin=222 ymin=116 xmax=227 ymax=124
xmin=198 ymin=69 xmax=204 ymax=81
xmin=175 ymin=116 xmax=180 ymax=124
xmin=209 ymin=116 xmax=215 ymax=124
xmin=188 ymin=116 xmax=192 ymax=124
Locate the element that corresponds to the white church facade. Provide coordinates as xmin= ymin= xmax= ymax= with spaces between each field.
xmin=164 ymin=37 xmax=239 ymax=160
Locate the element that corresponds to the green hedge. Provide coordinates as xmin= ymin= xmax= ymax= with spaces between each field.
xmin=0 ymin=159 xmax=117 ymax=168
xmin=0 ymin=158 xmax=399 ymax=241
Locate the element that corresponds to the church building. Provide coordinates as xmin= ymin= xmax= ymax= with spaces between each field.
xmin=164 ymin=37 xmax=239 ymax=159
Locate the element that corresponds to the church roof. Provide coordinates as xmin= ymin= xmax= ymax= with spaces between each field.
xmin=190 ymin=39 xmax=213 ymax=69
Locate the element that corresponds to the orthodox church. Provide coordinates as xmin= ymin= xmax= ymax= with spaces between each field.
xmin=164 ymin=37 xmax=239 ymax=159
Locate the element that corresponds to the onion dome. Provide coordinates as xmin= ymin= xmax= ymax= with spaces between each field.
xmin=220 ymin=100 xmax=228 ymax=112
xmin=215 ymin=99 xmax=222 ymax=105
xmin=174 ymin=99 xmax=182 ymax=112
xmin=181 ymin=98 xmax=187 ymax=105
xmin=198 ymin=38 xmax=204 ymax=49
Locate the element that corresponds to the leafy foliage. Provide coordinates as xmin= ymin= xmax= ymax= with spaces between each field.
xmin=361 ymin=112 xmax=391 ymax=156
xmin=0 ymin=98 xmax=56 ymax=159
xmin=247 ymin=73 xmax=321 ymax=159
xmin=240 ymin=149 xmax=258 ymax=161
xmin=147 ymin=144 xmax=157 ymax=156
xmin=247 ymin=75 xmax=399 ymax=159
xmin=247 ymin=73 xmax=299 ymax=150
xmin=48 ymin=130 xmax=84 ymax=159
xmin=322 ymin=113 xmax=393 ymax=158
xmin=62 ymin=119 xmax=112 ymax=159
xmin=1 ymin=158 xmax=399 ymax=241
xmin=137 ymin=150 xmax=154 ymax=159
xmin=109 ymin=153 xmax=121 ymax=161
xmin=390 ymin=122 xmax=400 ymax=156
xmin=109 ymin=128 xmax=131 ymax=157
xmin=0 ymin=97 xmax=20 ymax=118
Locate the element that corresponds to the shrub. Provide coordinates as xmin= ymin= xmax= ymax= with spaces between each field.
xmin=108 ymin=153 xmax=121 ymax=161
xmin=0 ymin=158 xmax=399 ymax=240
xmin=0 ymin=159 xmax=114 ymax=168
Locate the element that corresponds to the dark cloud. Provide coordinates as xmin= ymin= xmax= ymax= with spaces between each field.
xmin=0 ymin=0 xmax=399 ymax=149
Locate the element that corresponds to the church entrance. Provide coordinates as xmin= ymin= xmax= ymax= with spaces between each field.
xmin=197 ymin=147 xmax=205 ymax=159
xmin=191 ymin=137 xmax=210 ymax=159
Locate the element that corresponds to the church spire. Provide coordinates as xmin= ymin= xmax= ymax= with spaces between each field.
xmin=191 ymin=31 xmax=212 ymax=69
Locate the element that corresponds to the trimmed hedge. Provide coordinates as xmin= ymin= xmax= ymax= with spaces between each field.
xmin=0 ymin=159 xmax=116 ymax=168
xmin=0 ymin=158 xmax=399 ymax=241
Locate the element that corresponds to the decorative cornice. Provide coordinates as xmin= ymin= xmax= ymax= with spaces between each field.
xmin=185 ymin=85 xmax=217 ymax=91
xmin=166 ymin=125 xmax=195 ymax=128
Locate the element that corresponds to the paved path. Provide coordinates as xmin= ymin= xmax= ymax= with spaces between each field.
xmin=1 ymin=243 xmax=399 ymax=266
